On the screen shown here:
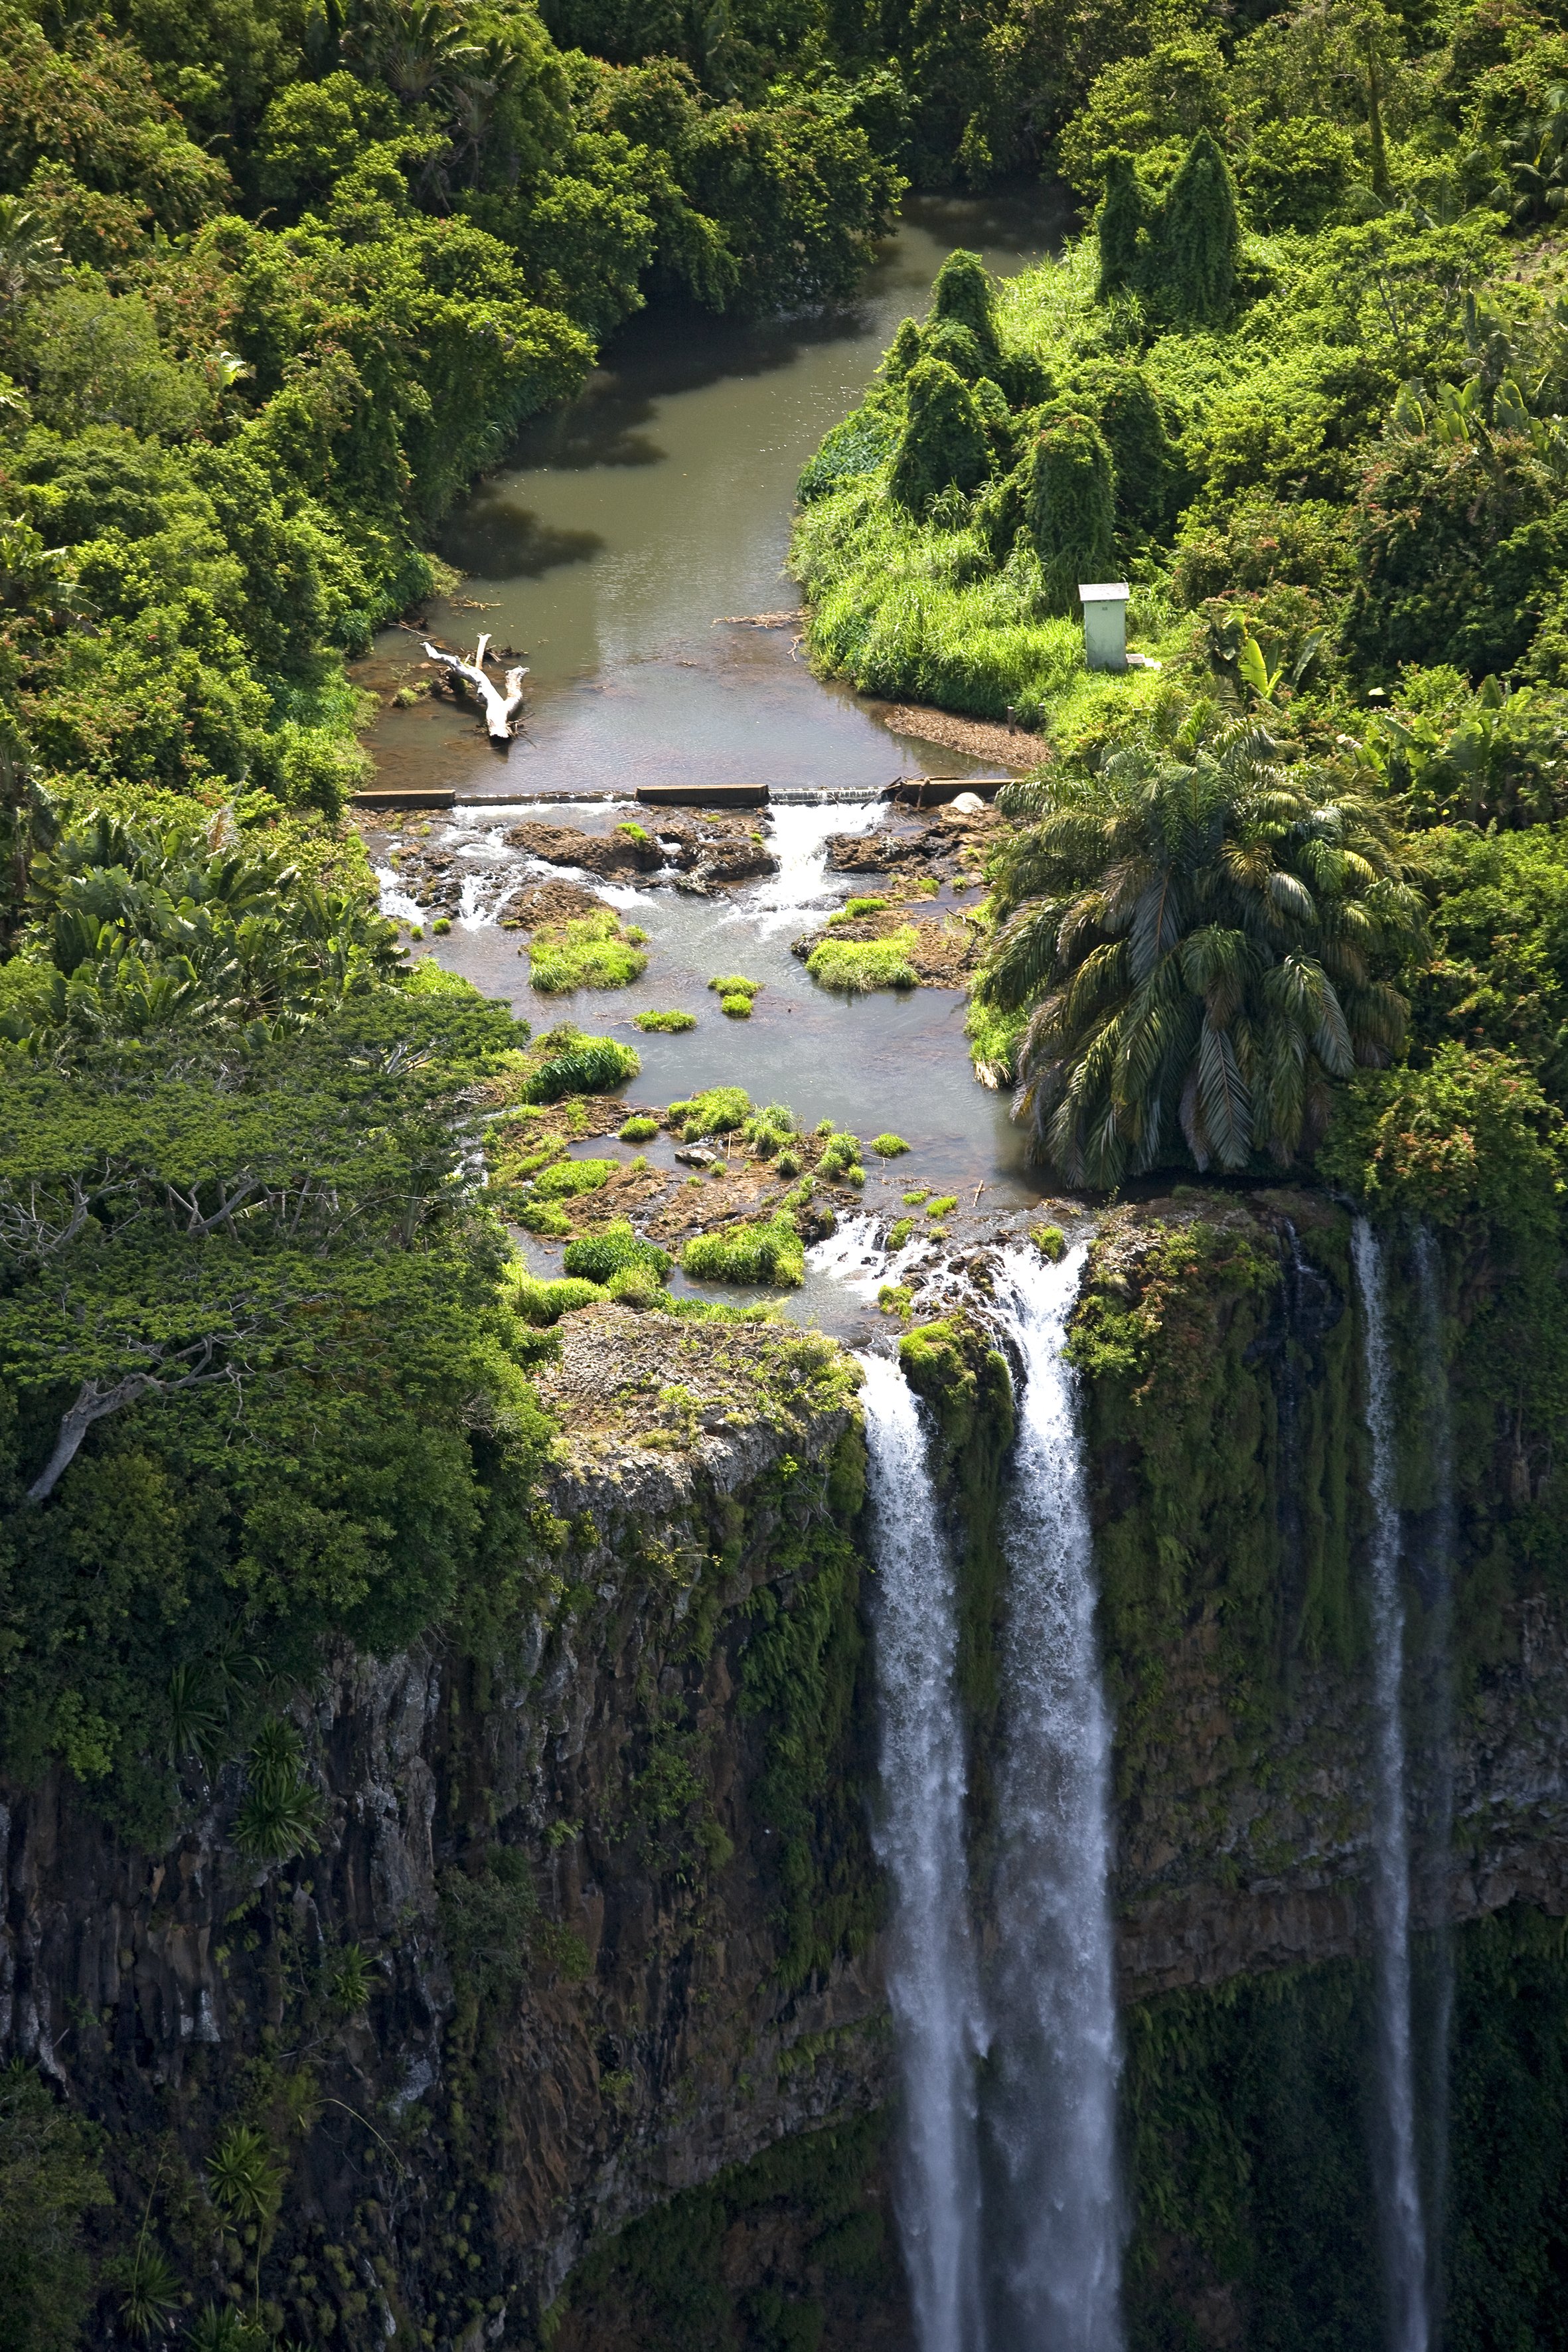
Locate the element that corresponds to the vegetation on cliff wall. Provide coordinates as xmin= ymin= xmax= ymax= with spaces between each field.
xmin=1125 ymin=1907 xmax=1568 ymax=2352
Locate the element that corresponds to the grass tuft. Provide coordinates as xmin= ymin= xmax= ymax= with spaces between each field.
xmin=806 ymin=927 xmax=920 ymax=992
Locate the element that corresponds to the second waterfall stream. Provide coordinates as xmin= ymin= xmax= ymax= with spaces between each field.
xmin=858 ymin=1241 xmax=1124 ymax=2352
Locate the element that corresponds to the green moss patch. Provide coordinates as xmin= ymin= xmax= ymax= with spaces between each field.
xmin=633 ymin=1008 xmax=696 ymax=1032
xmin=521 ymin=1028 xmax=641 ymax=1103
xmin=562 ymin=1220 xmax=672 ymax=1283
xmin=683 ymin=1215 xmax=807 ymax=1288
xmin=529 ymin=909 xmax=649 ymax=993
xmin=806 ymin=926 xmax=921 ymax=992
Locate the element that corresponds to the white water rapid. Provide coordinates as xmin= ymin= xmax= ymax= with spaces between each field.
xmin=858 ymin=1352 xmax=987 ymax=2352
xmin=986 ymin=1244 xmax=1123 ymax=2352
xmin=1351 ymin=1217 xmax=1429 ymax=2352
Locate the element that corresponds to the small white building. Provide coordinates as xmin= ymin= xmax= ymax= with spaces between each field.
xmin=1079 ymin=581 xmax=1130 ymax=672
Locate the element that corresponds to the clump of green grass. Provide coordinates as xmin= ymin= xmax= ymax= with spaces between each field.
xmin=530 ymin=909 xmax=649 ymax=994
xmin=872 ymin=1132 xmax=910 ymax=1157
xmin=721 ymin=992 xmax=753 ymax=1017
xmin=775 ymin=1147 xmax=803 ymax=1176
xmin=516 ymin=1200 xmax=571 ymax=1235
xmin=532 ymin=1157 xmax=614 ymax=1200
xmin=709 ymin=972 xmax=761 ymax=999
xmin=502 ymin=1271 xmax=607 ymax=1326
xmin=926 ymin=1194 xmax=958 ymax=1216
xmin=878 ymin=1283 xmax=914 ymax=1318
xmin=633 ymin=1008 xmax=696 ymax=1032
xmin=668 ymin=1086 xmax=749 ymax=1138
xmin=965 ymin=998 xmax=1026 ymax=1086
xmin=522 ymin=1028 xmax=641 ymax=1103
xmin=927 ymin=1223 xmax=949 ymax=1241
xmin=605 ymin=1263 xmax=672 ymax=1309
xmin=431 ymin=916 xmax=451 ymax=934
xmin=742 ymin=1103 xmax=797 ymax=1156
xmin=619 ymin=1115 xmax=660 ymax=1142
xmin=1032 ymin=1223 xmax=1067 ymax=1261
xmin=817 ymin=1131 xmax=866 ymax=1186
xmin=902 ymin=1186 xmax=931 ymax=1204
xmin=562 ymin=1221 xmax=672 ymax=1283
xmin=616 ymin=821 xmax=651 ymax=842
xmin=886 ymin=1217 xmax=915 ymax=1249
xmin=807 ymin=927 xmax=920 ymax=992
xmin=826 ymin=895 xmax=890 ymax=925
xmin=682 ymin=1215 xmax=806 ymax=1288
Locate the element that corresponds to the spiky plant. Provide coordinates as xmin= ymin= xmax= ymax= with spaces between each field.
xmin=974 ymin=703 xmax=1423 ymax=1185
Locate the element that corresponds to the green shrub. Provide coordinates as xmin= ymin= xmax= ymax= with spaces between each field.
xmin=1096 ymin=157 xmax=1148 ymax=297
xmin=633 ymin=1008 xmax=696 ymax=1031
xmin=532 ymin=1156 xmax=614 ymax=1198
xmin=775 ymin=1148 xmax=803 ymax=1177
xmin=672 ymin=1085 xmax=750 ymax=1137
xmin=1239 ymin=117 xmax=1356 ymax=230
xmin=522 ymin=1031 xmax=641 ymax=1103
xmin=878 ymin=1283 xmax=914 ymax=1318
xmin=806 ymin=927 xmax=921 ymax=991
xmin=682 ymin=1215 xmax=806 ymax=1287
xmin=605 ymin=1264 xmax=671 ymax=1308
xmin=562 ymin=1221 xmax=672 ymax=1282
xmin=1069 ymin=362 xmax=1180 ymax=534
xmin=1027 ymin=413 xmax=1117 ymax=613
xmin=504 ymin=1275 xmax=609 ymax=1326
xmin=1032 ymin=1223 xmax=1067 ymax=1261
xmin=516 ymin=1198 xmax=571 ymax=1235
xmin=619 ymin=1115 xmax=660 ymax=1141
xmin=530 ymin=909 xmax=649 ymax=993
xmin=871 ymin=1132 xmax=910 ymax=1156
xmin=889 ymin=358 xmax=991 ymax=514
xmin=928 ymin=248 xmax=1002 ymax=374
xmin=797 ymin=402 xmax=899 ymax=502
xmin=1156 ymin=127 xmax=1241 ymax=324
xmin=817 ymin=1131 xmax=862 ymax=1178
xmin=1317 ymin=1044 xmax=1565 ymax=1243
xmin=743 ymin=1103 xmax=797 ymax=1155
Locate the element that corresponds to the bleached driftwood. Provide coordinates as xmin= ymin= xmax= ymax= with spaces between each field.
xmin=424 ymin=633 xmax=528 ymax=743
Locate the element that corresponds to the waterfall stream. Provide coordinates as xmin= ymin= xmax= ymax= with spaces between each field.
xmin=986 ymin=1245 xmax=1123 ymax=2352
xmin=1351 ymin=1218 xmax=1430 ymax=2352
xmin=858 ymin=1352 xmax=987 ymax=2352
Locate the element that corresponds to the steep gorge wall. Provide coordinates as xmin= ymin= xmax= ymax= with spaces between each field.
xmin=5 ymin=1200 xmax=1568 ymax=2350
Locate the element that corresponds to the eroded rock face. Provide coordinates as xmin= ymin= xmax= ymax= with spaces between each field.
xmin=1 ymin=1315 xmax=878 ymax=2347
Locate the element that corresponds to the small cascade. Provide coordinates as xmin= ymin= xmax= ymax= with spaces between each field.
xmin=1413 ymin=1225 xmax=1455 ymax=2329
xmin=858 ymin=1353 xmax=988 ymax=2352
xmin=745 ymin=799 xmax=883 ymax=932
xmin=1350 ymin=1217 xmax=1429 ymax=2352
xmin=986 ymin=1245 xmax=1123 ymax=2352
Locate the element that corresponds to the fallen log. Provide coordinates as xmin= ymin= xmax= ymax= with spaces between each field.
xmin=424 ymin=632 xmax=528 ymax=743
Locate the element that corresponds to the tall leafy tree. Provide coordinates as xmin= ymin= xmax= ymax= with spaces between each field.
xmin=975 ymin=703 xmax=1423 ymax=1185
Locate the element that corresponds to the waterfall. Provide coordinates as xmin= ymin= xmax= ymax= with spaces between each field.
xmin=1413 ymin=1226 xmax=1455 ymax=2332
xmin=1351 ymin=1217 xmax=1429 ymax=2352
xmin=858 ymin=1352 xmax=987 ymax=2352
xmin=986 ymin=1245 xmax=1123 ymax=2352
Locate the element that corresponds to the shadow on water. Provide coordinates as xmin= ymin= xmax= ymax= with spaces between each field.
xmin=438 ymin=506 xmax=607 ymax=579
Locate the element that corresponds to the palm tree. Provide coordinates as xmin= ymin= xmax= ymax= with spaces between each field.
xmin=974 ymin=702 xmax=1423 ymax=1186
xmin=0 ymin=198 xmax=60 ymax=312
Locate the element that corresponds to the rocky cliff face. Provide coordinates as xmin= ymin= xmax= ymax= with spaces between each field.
xmin=5 ymin=1204 xmax=1567 ymax=2350
xmin=1 ymin=1306 xmax=887 ymax=2348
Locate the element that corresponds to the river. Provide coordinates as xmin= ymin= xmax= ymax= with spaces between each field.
xmin=367 ymin=188 xmax=1071 ymax=1310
